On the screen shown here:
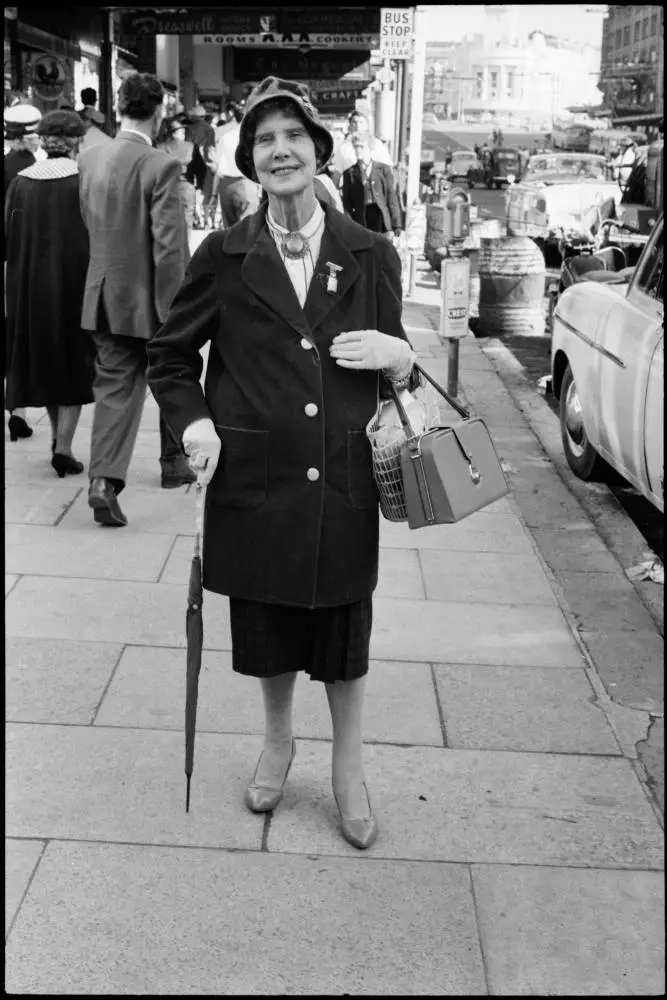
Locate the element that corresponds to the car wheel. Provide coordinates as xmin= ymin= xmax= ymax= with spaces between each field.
xmin=559 ymin=365 xmax=603 ymax=480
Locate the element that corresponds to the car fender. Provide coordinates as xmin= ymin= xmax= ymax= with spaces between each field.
xmin=551 ymin=283 xmax=620 ymax=451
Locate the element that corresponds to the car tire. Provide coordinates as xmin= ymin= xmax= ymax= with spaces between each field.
xmin=559 ymin=365 xmax=604 ymax=480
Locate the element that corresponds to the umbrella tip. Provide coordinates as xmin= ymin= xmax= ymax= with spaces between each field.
xmin=186 ymin=775 xmax=191 ymax=813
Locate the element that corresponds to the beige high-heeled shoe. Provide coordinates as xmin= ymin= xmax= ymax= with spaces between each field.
xmin=244 ymin=740 xmax=296 ymax=813
xmin=333 ymin=781 xmax=378 ymax=850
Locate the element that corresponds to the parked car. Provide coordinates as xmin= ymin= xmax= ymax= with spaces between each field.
xmin=505 ymin=152 xmax=622 ymax=253
xmin=550 ymin=214 xmax=663 ymax=512
xmin=446 ymin=149 xmax=479 ymax=182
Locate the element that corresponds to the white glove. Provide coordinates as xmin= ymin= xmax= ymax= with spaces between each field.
xmin=182 ymin=418 xmax=221 ymax=486
xmin=329 ymin=330 xmax=413 ymax=374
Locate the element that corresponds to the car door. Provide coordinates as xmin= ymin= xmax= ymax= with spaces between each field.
xmin=644 ymin=334 xmax=664 ymax=508
xmin=595 ymin=220 xmax=663 ymax=493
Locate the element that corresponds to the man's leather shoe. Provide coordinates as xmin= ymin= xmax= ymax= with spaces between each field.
xmin=88 ymin=478 xmax=128 ymax=527
xmin=161 ymin=459 xmax=197 ymax=489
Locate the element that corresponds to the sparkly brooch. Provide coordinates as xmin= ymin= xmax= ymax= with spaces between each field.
xmin=280 ymin=232 xmax=311 ymax=260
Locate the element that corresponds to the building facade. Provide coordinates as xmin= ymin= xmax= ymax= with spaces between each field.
xmin=598 ymin=4 xmax=663 ymax=118
xmin=423 ymin=5 xmax=602 ymax=128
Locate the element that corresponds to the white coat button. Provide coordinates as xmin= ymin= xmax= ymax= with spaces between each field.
xmin=307 ymin=467 xmax=320 ymax=482
xmin=300 ymin=338 xmax=313 ymax=350
xmin=304 ymin=403 xmax=318 ymax=417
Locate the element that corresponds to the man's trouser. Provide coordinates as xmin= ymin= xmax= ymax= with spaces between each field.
xmin=90 ymin=329 xmax=182 ymax=493
xmin=218 ymin=176 xmax=260 ymax=229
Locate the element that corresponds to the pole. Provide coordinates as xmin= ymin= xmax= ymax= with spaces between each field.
xmin=406 ymin=5 xmax=427 ymax=209
xmin=393 ymin=60 xmax=403 ymax=165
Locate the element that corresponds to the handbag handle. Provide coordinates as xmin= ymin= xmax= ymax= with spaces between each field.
xmin=387 ymin=361 xmax=470 ymax=441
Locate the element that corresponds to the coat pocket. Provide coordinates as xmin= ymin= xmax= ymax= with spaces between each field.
xmin=348 ymin=430 xmax=379 ymax=510
xmin=209 ymin=426 xmax=268 ymax=510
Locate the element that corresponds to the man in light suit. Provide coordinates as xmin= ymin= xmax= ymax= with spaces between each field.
xmin=78 ymin=72 xmax=194 ymax=527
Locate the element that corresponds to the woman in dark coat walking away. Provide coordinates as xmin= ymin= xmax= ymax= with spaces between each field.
xmin=5 ymin=110 xmax=95 ymax=476
xmin=147 ymin=77 xmax=416 ymax=850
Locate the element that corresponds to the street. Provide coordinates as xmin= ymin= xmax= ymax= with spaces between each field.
xmin=417 ymin=151 xmax=665 ymax=567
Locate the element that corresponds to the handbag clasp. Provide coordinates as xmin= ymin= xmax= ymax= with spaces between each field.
xmin=469 ymin=462 xmax=481 ymax=485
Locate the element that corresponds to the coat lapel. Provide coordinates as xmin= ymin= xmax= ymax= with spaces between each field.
xmin=239 ymin=219 xmax=312 ymax=338
xmin=224 ymin=202 xmax=374 ymax=338
xmin=303 ymin=206 xmax=374 ymax=333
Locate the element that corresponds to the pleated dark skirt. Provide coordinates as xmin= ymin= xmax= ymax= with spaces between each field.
xmin=229 ymin=597 xmax=373 ymax=683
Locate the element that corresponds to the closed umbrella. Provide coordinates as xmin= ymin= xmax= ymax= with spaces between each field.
xmin=185 ymin=483 xmax=205 ymax=812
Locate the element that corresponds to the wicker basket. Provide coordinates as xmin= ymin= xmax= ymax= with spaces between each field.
xmin=366 ymin=380 xmax=444 ymax=522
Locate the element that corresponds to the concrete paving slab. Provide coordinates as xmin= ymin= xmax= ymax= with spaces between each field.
xmin=419 ymin=549 xmax=556 ymax=606
xmin=5 ymin=524 xmax=175 ymax=582
xmin=379 ymin=508 xmax=535 ymax=556
xmin=5 ymin=574 xmax=19 ymax=596
xmin=371 ymin=596 xmax=583 ymax=667
xmin=94 ymin=647 xmax=444 ymax=747
xmin=6 ymin=576 xmax=232 ymax=649
xmin=472 ymin=864 xmax=665 ymax=995
xmin=5 ymin=841 xmax=487 ymax=996
xmin=5 ymin=839 xmax=45 ymax=933
xmin=6 ymin=638 xmax=122 ymax=725
xmin=5 ymin=483 xmax=83 ymax=525
xmin=6 ymin=725 xmax=263 ymax=851
xmin=58 ymin=480 xmax=197 ymax=532
xmin=267 ymin=741 xmax=664 ymax=867
xmin=556 ymin=570 xmax=658 ymax=632
xmin=579 ymin=630 xmax=665 ymax=713
xmin=377 ymin=547 xmax=425 ymax=599
xmin=530 ymin=526 xmax=620 ymax=573
xmin=511 ymin=489 xmax=590 ymax=528
xmin=434 ymin=664 xmax=620 ymax=754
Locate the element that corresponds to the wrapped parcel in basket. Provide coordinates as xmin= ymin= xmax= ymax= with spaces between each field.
xmin=366 ymin=380 xmax=441 ymax=522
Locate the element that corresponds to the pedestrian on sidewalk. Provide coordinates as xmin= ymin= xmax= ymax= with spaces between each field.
xmin=341 ymin=134 xmax=403 ymax=242
xmin=78 ymin=72 xmax=194 ymax=528
xmin=212 ymin=101 xmax=261 ymax=228
xmin=4 ymin=101 xmax=45 ymax=443
xmin=5 ymin=110 xmax=95 ymax=475
xmin=157 ymin=117 xmax=197 ymax=229
xmin=147 ymin=75 xmax=417 ymax=850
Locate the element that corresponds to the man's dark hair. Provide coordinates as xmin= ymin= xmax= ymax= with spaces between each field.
xmin=117 ymin=73 xmax=164 ymax=121
xmin=225 ymin=101 xmax=243 ymax=123
xmin=80 ymin=87 xmax=97 ymax=107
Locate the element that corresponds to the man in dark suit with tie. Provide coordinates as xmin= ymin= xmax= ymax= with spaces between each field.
xmin=341 ymin=134 xmax=403 ymax=239
xmin=78 ymin=72 xmax=194 ymax=527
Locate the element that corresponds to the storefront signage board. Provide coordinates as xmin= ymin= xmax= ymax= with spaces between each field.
xmin=122 ymin=9 xmax=381 ymax=37
xmin=194 ymin=33 xmax=379 ymax=48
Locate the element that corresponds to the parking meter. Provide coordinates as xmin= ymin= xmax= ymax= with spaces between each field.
xmin=441 ymin=188 xmax=472 ymax=397
xmin=447 ymin=187 xmax=471 ymax=241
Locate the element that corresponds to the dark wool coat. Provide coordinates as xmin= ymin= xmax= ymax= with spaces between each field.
xmin=147 ymin=203 xmax=416 ymax=609
xmin=5 ymin=158 xmax=95 ymax=408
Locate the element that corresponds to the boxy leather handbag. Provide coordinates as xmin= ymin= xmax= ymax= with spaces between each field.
xmin=369 ymin=362 xmax=509 ymax=529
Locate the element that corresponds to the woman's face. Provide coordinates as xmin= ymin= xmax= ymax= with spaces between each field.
xmin=252 ymin=109 xmax=317 ymax=197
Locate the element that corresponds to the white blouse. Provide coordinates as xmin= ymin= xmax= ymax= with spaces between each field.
xmin=266 ymin=202 xmax=325 ymax=309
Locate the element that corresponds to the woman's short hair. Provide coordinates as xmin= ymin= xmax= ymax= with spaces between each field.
xmin=117 ymin=73 xmax=164 ymax=121
xmin=240 ymin=97 xmax=330 ymax=178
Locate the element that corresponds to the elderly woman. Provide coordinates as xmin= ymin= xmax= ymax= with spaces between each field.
xmin=5 ymin=110 xmax=95 ymax=475
xmin=147 ymin=77 xmax=416 ymax=850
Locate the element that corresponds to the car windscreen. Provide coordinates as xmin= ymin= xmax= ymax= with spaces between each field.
xmin=526 ymin=156 xmax=606 ymax=179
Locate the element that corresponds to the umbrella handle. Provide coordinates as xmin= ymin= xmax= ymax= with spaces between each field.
xmin=195 ymin=482 xmax=205 ymax=559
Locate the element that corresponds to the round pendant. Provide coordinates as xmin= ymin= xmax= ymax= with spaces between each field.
xmin=282 ymin=232 xmax=309 ymax=260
